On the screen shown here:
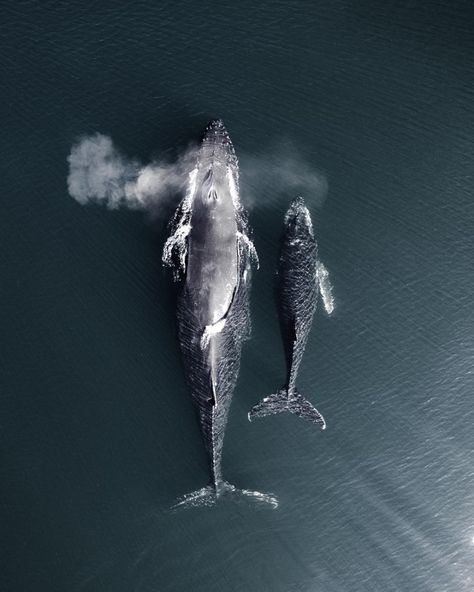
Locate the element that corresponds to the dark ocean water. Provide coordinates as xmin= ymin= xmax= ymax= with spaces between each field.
xmin=2 ymin=1 xmax=474 ymax=591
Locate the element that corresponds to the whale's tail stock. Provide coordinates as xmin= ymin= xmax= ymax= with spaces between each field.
xmin=171 ymin=481 xmax=278 ymax=511
xmin=248 ymin=388 xmax=326 ymax=429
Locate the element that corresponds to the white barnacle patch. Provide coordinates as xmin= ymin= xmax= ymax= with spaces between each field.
xmin=162 ymin=167 xmax=198 ymax=279
xmin=289 ymin=238 xmax=303 ymax=247
xmin=284 ymin=198 xmax=314 ymax=237
xmin=200 ymin=318 xmax=227 ymax=350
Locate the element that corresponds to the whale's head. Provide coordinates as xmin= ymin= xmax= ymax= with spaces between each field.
xmin=191 ymin=119 xmax=239 ymax=218
xmin=185 ymin=120 xmax=240 ymax=325
xmin=200 ymin=119 xmax=237 ymax=168
xmin=284 ymin=196 xmax=315 ymax=240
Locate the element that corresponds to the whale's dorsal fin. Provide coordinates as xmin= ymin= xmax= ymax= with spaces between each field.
xmin=316 ymin=262 xmax=335 ymax=314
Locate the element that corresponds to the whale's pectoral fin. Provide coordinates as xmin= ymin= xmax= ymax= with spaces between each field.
xmin=237 ymin=231 xmax=259 ymax=269
xmin=316 ymin=262 xmax=334 ymax=314
xmin=248 ymin=389 xmax=326 ymax=429
xmin=162 ymin=200 xmax=192 ymax=281
xmin=171 ymin=482 xmax=278 ymax=511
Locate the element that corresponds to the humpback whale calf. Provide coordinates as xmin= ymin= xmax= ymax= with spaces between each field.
xmin=163 ymin=120 xmax=277 ymax=509
xmin=248 ymin=196 xmax=334 ymax=428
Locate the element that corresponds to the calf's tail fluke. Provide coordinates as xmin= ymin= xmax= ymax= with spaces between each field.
xmin=171 ymin=481 xmax=278 ymax=511
xmin=248 ymin=389 xmax=326 ymax=429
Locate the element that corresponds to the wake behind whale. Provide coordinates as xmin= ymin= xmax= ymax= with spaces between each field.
xmin=163 ymin=120 xmax=277 ymax=510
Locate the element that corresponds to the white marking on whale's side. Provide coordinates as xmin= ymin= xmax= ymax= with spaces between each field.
xmin=200 ymin=318 xmax=227 ymax=350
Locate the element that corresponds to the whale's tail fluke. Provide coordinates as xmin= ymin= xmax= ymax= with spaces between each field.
xmin=171 ymin=481 xmax=278 ymax=511
xmin=248 ymin=389 xmax=326 ymax=429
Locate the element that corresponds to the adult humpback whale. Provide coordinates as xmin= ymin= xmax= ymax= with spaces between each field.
xmin=163 ymin=120 xmax=277 ymax=509
xmin=248 ymin=196 xmax=334 ymax=428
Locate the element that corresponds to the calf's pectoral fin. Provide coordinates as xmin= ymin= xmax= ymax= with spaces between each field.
xmin=316 ymin=262 xmax=335 ymax=314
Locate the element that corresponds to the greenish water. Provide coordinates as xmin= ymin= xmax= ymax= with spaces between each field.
xmin=2 ymin=1 xmax=474 ymax=591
